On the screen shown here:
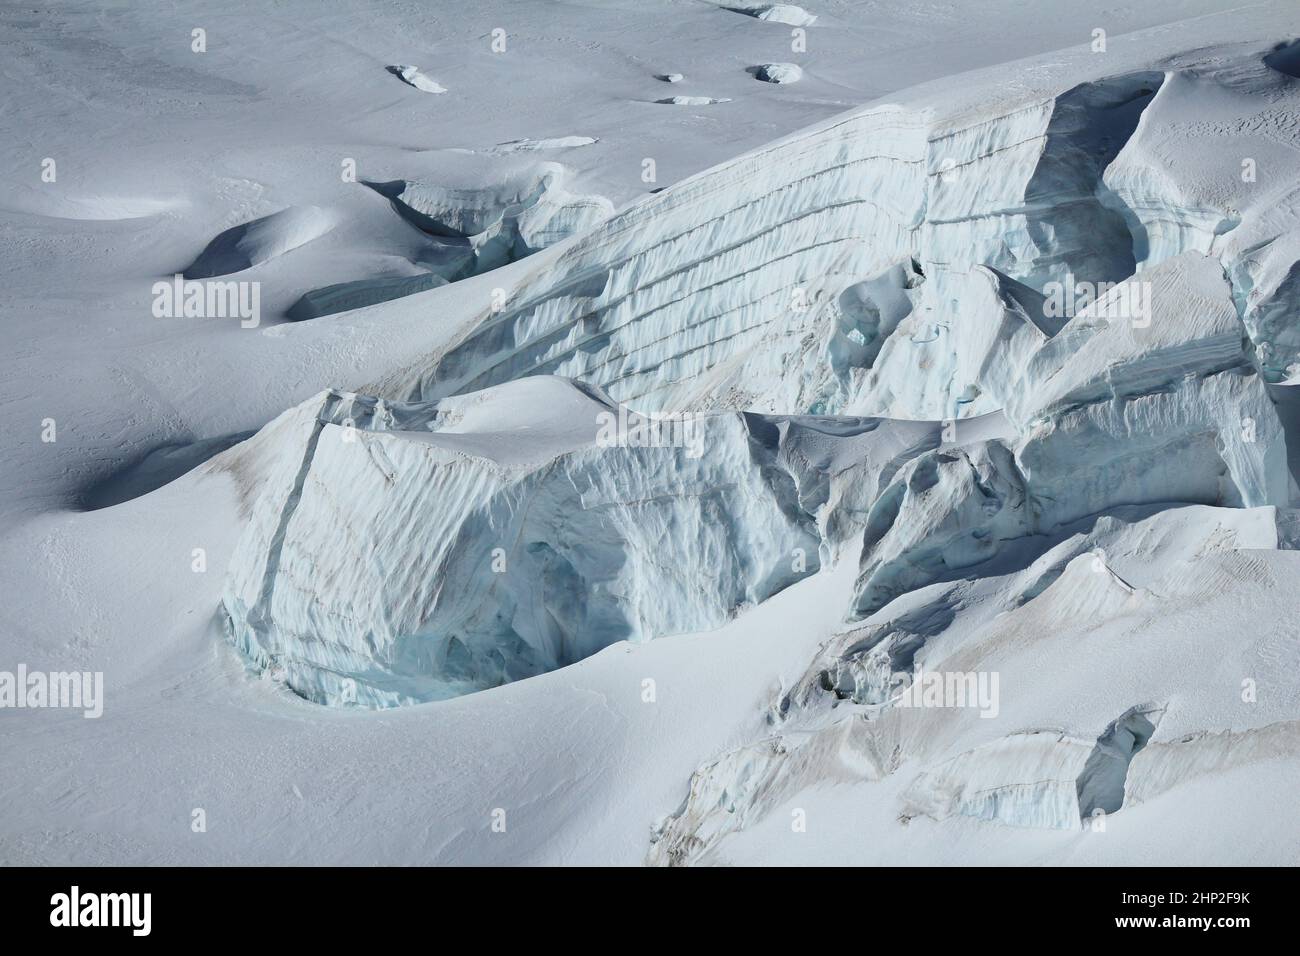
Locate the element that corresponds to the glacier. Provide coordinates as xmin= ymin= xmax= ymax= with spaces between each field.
xmin=204 ymin=31 xmax=1300 ymax=860
xmin=220 ymin=378 xmax=824 ymax=705
xmin=221 ymin=38 xmax=1300 ymax=711
xmin=5 ymin=0 xmax=1300 ymax=869
xmin=219 ymin=378 xmax=994 ymax=706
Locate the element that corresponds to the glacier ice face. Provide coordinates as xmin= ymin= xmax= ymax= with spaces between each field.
xmin=649 ymin=507 xmax=1288 ymax=863
xmin=849 ymin=252 xmax=1290 ymax=618
xmin=374 ymin=99 xmax=931 ymax=413
xmin=364 ymin=44 xmax=1300 ymax=431
xmin=372 ymin=70 xmax=1184 ymax=421
xmin=220 ymin=379 xmax=835 ymax=706
xmin=219 ymin=378 xmax=1011 ymax=706
xmin=374 ymin=164 xmax=614 ymax=282
xmin=897 ymin=702 xmax=1164 ymax=831
xmin=901 ymin=730 xmax=1099 ymax=830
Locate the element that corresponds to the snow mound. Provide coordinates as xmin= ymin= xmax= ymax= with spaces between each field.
xmin=657 ymin=73 xmax=685 ymax=83
xmin=752 ymin=63 xmax=803 ymax=84
xmin=730 ymin=5 xmax=817 ymax=27
xmin=184 ymin=206 xmax=335 ymax=279
xmin=656 ymin=96 xmax=731 ymax=105
xmin=386 ymin=64 xmax=446 ymax=94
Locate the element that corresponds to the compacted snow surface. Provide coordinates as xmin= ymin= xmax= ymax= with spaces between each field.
xmin=2 ymin=0 xmax=1300 ymax=866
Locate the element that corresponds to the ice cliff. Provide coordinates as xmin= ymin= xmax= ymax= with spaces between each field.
xmin=221 ymin=378 xmax=833 ymax=705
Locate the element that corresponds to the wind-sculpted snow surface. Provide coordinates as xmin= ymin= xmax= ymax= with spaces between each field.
xmin=185 ymin=206 xmax=335 ymax=279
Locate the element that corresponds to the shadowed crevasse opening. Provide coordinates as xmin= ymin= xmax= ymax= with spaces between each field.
xmin=1024 ymin=72 xmax=1164 ymax=287
xmin=1264 ymin=39 xmax=1300 ymax=79
xmin=1076 ymin=704 xmax=1163 ymax=818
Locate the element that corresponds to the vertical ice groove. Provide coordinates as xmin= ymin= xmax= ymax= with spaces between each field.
xmin=243 ymin=404 xmax=329 ymax=645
